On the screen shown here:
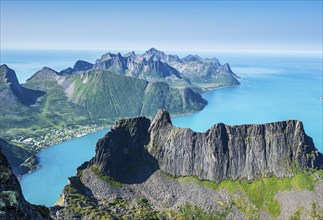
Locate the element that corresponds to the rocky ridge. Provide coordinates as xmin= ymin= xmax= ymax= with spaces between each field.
xmin=53 ymin=110 xmax=323 ymax=219
xmin=0 ymin=150 xmax=50 ymax=219
xmin=92 ymin=109 xmax=322 ymax=183
xmin=149 ymin=110 xmax=323 ymax=182
xmin=62 ymin=48 xmax=240 ymax=90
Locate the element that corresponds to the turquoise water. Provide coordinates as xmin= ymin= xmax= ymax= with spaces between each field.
xmin=1 ymin=50 xmax=322 ymax=207
xmin=173 ymin=54 xmax=323 ymax=153
xmin=20 ymin=129 xmax=108 ymax=206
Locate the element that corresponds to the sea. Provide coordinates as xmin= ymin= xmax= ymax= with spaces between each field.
xmin=1 ymin=49 xmax=322 ymax=206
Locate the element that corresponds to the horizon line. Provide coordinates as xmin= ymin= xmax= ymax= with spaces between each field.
xmin=1 ymin=47 xmax=322 ymax=55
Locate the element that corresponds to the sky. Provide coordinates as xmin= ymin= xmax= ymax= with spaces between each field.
xmin=0 ymin=0 xmax=322 ymax=52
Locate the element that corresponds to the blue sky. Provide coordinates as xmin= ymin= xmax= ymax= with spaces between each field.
xmin=1 ymin=1 xmax=322 ymax=52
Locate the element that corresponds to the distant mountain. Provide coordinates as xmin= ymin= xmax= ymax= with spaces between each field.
xmin=60 ymin=60 xmax=93 ymax=75
xmin=0 ymin=49 xmax=238 ymax=176
xmin=65 ymin=69 xmax=206 ymax=120
xmin=0 ymin=65 xmax=45 ymax=107
xmin=0 ymin=64 xmax=207 ymax=174
xmin=63 ymin=48 xmax=240 ymax=91
xmin=52 ymin=110 xmax=323 ymax=219
xmin=92 ymin=51 xmax=188 ymax=84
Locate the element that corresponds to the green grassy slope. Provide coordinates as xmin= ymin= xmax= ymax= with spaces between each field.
xmin=0 ymin=67 xmax=207 ymax=173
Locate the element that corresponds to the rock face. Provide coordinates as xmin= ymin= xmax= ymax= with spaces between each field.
xmin=92 ymin=48 xmax=240 ymax=89
xmin=0 ymin=151 xmax=49 ymax=219
xmin=91 ymin=109 xmax=322 ymax=183
xmin=149 ymin=110 xmax=323 ymax=182
xmin=90 ymin=116 xmax=152 ymax=181
xmin=60 ymin=60 xmax=94 ymax=75
xmin=54 ymin=110 xmax=323 ymax=219
xmin=0 ymin=65 xmax=45 ymax=106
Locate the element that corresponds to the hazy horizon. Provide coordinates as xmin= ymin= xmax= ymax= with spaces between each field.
xmin=1 ymin=1 xmax=322 ymax=52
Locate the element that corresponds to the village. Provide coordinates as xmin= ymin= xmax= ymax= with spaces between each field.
xmin=10 ymin=124 xmax=109 ymax=152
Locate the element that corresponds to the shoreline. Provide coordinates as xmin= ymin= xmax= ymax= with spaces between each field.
xmin=17 ymin=82 xmax=243 ymax=178
xmin=17 ymin=126 xmax=112 ymax=178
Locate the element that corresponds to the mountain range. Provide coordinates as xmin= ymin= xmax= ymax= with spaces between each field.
xmin=61 ymin=48 xmax=240 ymax=91
xmin=0 ymin=49 xmax=239 ymax=175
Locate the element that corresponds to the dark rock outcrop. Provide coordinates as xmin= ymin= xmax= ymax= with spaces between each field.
xmin=73 ymin=60 xmax=93 ymax=71
xmin=60 ymin=60 xmax=94 ymax=75
xmin=89 ymin=116 xmax=157 ymax=183
xmin=90 ymin=117 xmax=151 ymax=178
xmin=0 ymin=151 xmax=50 ymax=219
xmin=0 ymin=65 xmax=45 ymax=106
xmin=91 ymin=109 xmax=322 ymax=183
xmin=0 ymin=138 xmax=37 ymax=175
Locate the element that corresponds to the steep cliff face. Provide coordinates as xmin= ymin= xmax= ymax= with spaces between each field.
xmin=90 ymin=116 xmax=152 ymax=181
xmin=55 ymin=110 xmax=323 ymax=219
xmin=90 ymin=109 xmax=322 ymax=183
xmin=0 ymin=65 xmax=45 ymax=109
xmin=0 ymin=151 xmax=49 ymax=220
xmin=149 ymin=110 xmax=323 ymax=182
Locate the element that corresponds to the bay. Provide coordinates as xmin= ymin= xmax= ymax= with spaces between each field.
xmin=20 ymin=129 xmax=109 ymax=206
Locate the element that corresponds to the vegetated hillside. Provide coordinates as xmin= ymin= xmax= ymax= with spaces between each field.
xmin=0 ymin=64 xmax=206 ymax=175
xmin=52 ymin=110 xmax=323 ymax=220
xmin=0 ymin=49 xmax=239 ymax=175
xmin=0 ymin=138 xmax=37 ymax=175
xmin=0 ymin=65 xmax=45 ymax=136
xmin=0 ymin=150 xmax=50 ymax=219
xmin=66 ymin=69 xmax=206 ymax=120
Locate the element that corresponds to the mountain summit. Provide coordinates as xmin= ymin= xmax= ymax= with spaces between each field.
xmin=61 ymin=48 xmax=240 ymax=91
xmin=53 ymin=110 xmax=323 ymax=219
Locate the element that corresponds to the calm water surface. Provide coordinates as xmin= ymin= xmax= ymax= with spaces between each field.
xmin=20 ymin=129 xmax=108 ymax=206
xmin=173 ymin=54 xmax=323 ymax=153
xmin=2 ymin=50 xmax=321 ymax=206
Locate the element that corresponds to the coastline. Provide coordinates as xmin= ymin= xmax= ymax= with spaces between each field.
xmin=17 ymin=125 xmax=112 ymax=177
xmin=18 ymin=83 xmax=239 ymax=177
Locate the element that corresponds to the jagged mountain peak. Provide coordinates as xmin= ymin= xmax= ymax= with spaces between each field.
xmin=181 ymin=54 xmax=203 ymax=63
xmin=1 ymin=64 xmax=10 ymax=71
xmin=0 ymin=64 xmax=20 ymax=86
xmin=41 ymin=66 xmax=56 ymax=72
xmin=36 ymin=66 xmax=59 ymax=76
xmin=218 ymin=63 xmax=234 ymax=74
xmin=124 ymin=51 xmax=136 ymax=57
xmin=150 ymin=109 xmax=172 ymax=130
xmin=72 ymin=60 xmax=93 ymax=71
xmin=89 ymin=49 xmax=240 ymax=90
xmin=145 ymin=47 xmax=165 ymax=55
xmin=0 ymin=65 xmax=45 ymax=106
xmin=100 ymin=52 xmax=117 ymax=61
